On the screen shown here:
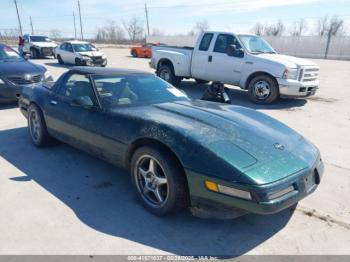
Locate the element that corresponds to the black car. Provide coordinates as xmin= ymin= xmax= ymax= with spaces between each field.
xmin=0 ymin=44 xmax=53 ymax=103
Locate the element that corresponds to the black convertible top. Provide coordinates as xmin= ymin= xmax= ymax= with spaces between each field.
xmin=70 ymin=66 xmax=153 ymax=76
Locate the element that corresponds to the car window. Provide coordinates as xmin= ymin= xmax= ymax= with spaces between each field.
xmin=60 ymin=43 xmax=66 ymax=50
xmin=0 ymin=45 xmax=22 ymax=62
xmin=92 ymin=74 xmax=189 ymax=107
xmin=58 ymin=74 xmax=97 ymax=104
xmin=199 ymin=33 xmax=213 ymax=51
xmin=213 ymin=34 xmax=242 ymax=53
xmin=66 ymin=44 xmax=74 ymax=52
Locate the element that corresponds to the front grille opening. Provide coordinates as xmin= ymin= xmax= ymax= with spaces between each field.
xmin=314 ymin=169 xmax=320 ymax=184
xmin=299 ymin=87 xmax=306 ymax=92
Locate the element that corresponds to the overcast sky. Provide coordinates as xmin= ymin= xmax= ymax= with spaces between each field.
xmin=1 ymin=0 xmax=349 ymax=37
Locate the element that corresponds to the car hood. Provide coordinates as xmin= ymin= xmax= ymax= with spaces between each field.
xmin=257 ymin=53 xmax=318 ymax=68
xmin=0 ymin=60 xmax=45 ymax=76
xmin=31 ymin=42 xmax=57 ymax=48
xmin=124 ymin=100 xmax=319 ymax=184
xmin=78 ymin=51 xmax=104 ymax=57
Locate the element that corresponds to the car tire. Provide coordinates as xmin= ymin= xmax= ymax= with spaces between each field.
xmin=28 ymin=104 xmax=54 ymax=147
xmin=30 ymin=48 xmax=39 ymax=59
xmin=57 ymin=55 xmax=64 ymax=65
xmin=248 ymin=74 xmax=279 ymax=104
xmin=131 ymin=50 xmax=137 ymax=57
xmin=195 ymin=79 xmax=210 ymax=85
xmin=157 ymin=65 xmax=181 ymax=87
xmin=131 ymin=146 xmax=190 ymax=216
xmin=75 ymin=58 xmax=83 ymax=66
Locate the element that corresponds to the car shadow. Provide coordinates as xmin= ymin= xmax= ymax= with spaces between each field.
xmin=179 ymin=81 xmax=307 ymax=110
xmin=0 ymin=127 xmax=295 ymax=257
xmin=44 ymin=62 xmax=72 ymax=69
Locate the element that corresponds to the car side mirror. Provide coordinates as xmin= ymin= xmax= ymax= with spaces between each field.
xmin=227 ymin=45 xmax=244 ymax=58
xmin=71 ymin=96 xmax=95 ymax=110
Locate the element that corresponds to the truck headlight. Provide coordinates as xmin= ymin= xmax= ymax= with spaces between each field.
xmin=283 ymin=68 xmax=298 ymax=80
xmin=44 ymin=71 xmax=53 ymax=82
xmin=205 ymin=180 xmax=252 ymax=200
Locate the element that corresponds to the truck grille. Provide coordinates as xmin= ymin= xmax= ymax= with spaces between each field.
xmin=7 ymin=74 xmax=42 ymax=85
xmin=299 ymin=67 xmax=319 ymax=82
xmin=41 ymin=47 xmax=54 ymax=56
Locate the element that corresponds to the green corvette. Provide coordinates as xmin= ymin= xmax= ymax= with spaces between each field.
xmin=19 ymin=67 xmax=324 ymax=217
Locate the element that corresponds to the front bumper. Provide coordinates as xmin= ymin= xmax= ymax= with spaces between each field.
xmin=277 ymin=78 xmax=319 ymax=98
xmin=39 ymin=47 xmax=55 ymax=57
xmin=186 ymin=156 xmax=324 ymax=215
xmin=0 ymin=83 xmax=22 ymax=103
xmin=83 ymin=57 xmax=107 ymax=67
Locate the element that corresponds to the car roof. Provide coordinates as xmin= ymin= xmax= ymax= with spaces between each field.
xmin=69 ymin=66 xmax=153 ymax=76
xmin=66 ymin=40 xmax=90 ymax=44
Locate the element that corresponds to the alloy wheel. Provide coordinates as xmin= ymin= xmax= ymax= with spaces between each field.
xmin=135 ymin=155 xmax=169 ymax=207
xmin=29 ymin=109 xmax=42 ymax=143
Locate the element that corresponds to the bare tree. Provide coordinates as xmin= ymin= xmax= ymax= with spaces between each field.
xmin=322 ymin=15 xmax=344 ymax=58
xmin=290 ymin=19 xmax=307 ymax=37
xmin=317 ymin=15 xmax=329 ymax=36
xmin=50 ymin=29 xmax=62 ymax=40
xmin=151 ymin=28 xmax=164 ymax=36
xmin=189 ymin=19 xmax=210 ymax=36
xmin=123 ymin=17 xmax=144 ymax=43
xmin=251 ymin=23 xmax=264 ymax=36
xmin=265 ymin=20 xmax=285 ymax=36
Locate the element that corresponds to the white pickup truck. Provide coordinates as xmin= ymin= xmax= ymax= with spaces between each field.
xmin=150 ymin=31 xmax=320 ymax=104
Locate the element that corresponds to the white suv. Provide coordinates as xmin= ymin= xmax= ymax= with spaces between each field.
xmin=23 ymin=35 xmax=57 ymax=59
xmin=55 ymin=41 xmax=107 ymax=67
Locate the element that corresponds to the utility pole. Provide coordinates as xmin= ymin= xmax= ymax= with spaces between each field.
xmin=145 ymin=2 xmax=150 ymax=36
xmin=77 ymin=0 xmax=84 ymax=40
xmin=30 ymin=16 xmax=34 ymax=35
xmin=73 ymin=12 xmax=77 ymax=39
xmin=14 ymin=0 xmax=23 ymax=35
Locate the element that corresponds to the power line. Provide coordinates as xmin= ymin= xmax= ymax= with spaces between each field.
xmin=77 ymin=0 xmax=83 ymax=40
xmin=13 ymin=0 xmax=23 ymax=35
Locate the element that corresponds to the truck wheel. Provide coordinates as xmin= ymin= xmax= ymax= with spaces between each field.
xmin=195 ymin=79 xmax=210 ymax=84
xmin=248 ymin=75 xmax=279 ymax=104
xmin=57 ymin=55 xmax=64 ymax=65
xmin=131 ymin=146 xmax=190 ymax=216
xmin=158 ymin=65 xmax=181 ymax=86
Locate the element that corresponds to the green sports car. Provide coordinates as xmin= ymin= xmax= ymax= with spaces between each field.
xmin=19 ymin=67 xmax=324 ymax=217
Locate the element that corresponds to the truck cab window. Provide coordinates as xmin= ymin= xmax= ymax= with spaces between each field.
xmin=199 ymin=33 xmax=214 ymax=51
xmin=214 ymin=34 xmax=241 ymax=53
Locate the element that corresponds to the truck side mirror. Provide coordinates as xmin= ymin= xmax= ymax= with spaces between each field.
xmin=227 ymin=45 xmax=244 ymax=58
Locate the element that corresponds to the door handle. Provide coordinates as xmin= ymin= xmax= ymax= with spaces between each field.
xmin=50 ymin=100 xmax=57 ymax=105
xmin=208 ymin=55 xmax=213 ymax=62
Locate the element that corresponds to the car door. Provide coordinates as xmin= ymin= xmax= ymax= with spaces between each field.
xmin=204 ymin=34 xmax=244 ymax=85
xmin=191 ymin=32 xmax=214 ymax=80
xmin=45 ymin=73 xmax=107 ymax=155
xmin=64 ymin=43 xmax=76 ymax=64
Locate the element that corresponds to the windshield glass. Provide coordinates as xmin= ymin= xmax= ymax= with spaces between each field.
xmin=30 ymin=36 xmax=51 ymax=42
xmin=238 ymin=35 xmax=276 ymax=54
xmin=72 ymin=43 xmax=97 ymax=52
xmin=92 ymin=74 xmax=189 ymax=107
xmin=0 ymin=46 xmax=23 ymax=62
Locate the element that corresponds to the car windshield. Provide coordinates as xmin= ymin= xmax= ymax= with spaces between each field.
xmin=30 ymin=36 xmax=51 ymax=42
xmin=72 ymin=43 xmax=97 ymax=52
xmin=92 ymin=74 xmax=189 ymax=107
xmin=238 ymin=35 xmax=276 ymax=54
xmin=0 ymin=46 xmax=23 ymax=62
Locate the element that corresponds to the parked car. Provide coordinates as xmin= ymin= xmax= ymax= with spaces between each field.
xmin=54 ymin=40 xmax=107 ymax=67
xmin=22 ymin=34 xmax=57 ymax=58
xmin=150 ymin=31 xmax=320 ymax=104
xmin=131 ymin=43 xmax=154 ymax=58
xmin=0 ymin=44 xmax=53 ymax=103
xmin=19 ymin=66 xmax=323 ymax=217
xmin=131 ymin=43 xmax=165 ymax=58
